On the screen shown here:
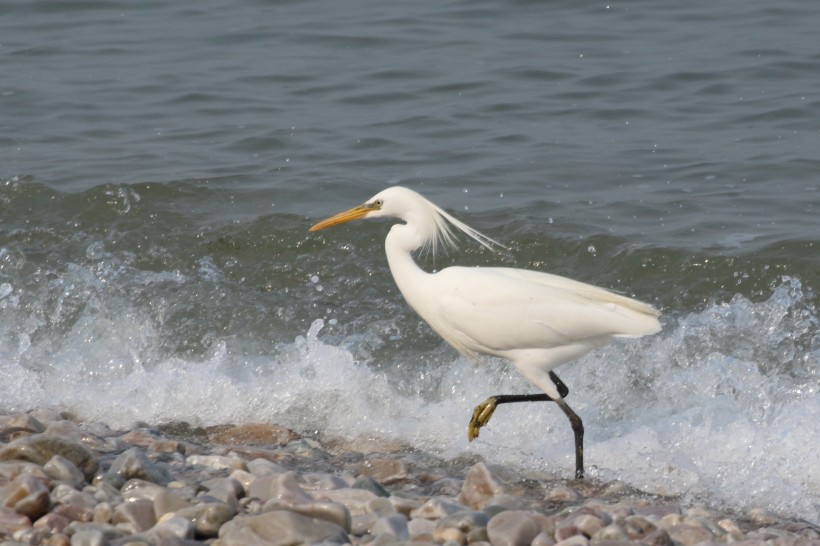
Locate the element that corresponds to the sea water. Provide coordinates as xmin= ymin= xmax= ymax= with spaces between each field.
xmin=2 ymin=0 xmax=819 ymax=524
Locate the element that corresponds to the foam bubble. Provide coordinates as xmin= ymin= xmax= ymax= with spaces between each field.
xmin=0 ymin=274 xmax=817 ymax=522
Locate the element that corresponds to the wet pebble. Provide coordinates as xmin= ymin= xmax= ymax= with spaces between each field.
xmin=0 ymin=411 xmax=814 ymax=546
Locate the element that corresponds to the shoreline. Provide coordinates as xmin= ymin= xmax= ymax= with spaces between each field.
xmin=0 ymin=410 xmax=817 ymax=545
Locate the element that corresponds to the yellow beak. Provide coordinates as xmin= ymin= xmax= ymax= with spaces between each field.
xmin=309 ymin=204 xmax=371 ymax=232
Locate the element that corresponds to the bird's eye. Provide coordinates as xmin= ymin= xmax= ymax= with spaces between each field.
xmin=371 ymin=199 xmax=384 ymax=209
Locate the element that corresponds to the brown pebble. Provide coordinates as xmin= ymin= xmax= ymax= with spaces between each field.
xmin=119 ymin=429 xmax=159 ymax=448
xmin=32 ymin=512 xmax=70 ymax=533
xmin=546 ymin=486 xmax=581 ymax=503
xmin=665 ymin=523 xmax=714 ymax=546
xmin=0 ymin=434 xmax=98 ymax=481
xmin=592 ymin=523 xmax=629 ymax=542
xmin=43 ymin=532 xmax=70 ymax=546
xmin=572 ymin=514 xmax=604 ymax=537
xmin=459 ymin=462 xmax=506 ymax=510
xmin=0 ymin=474 xmax=51 ymax=519
xmin=353 ymin=457 xmax=410 ymax=484
xmin=0 ymin=506 xmax=31 ymax=534
xmin=52 ymin=503 xmax=94 ymax=523
xmin=641 ymin=528 xmax=673 ymax=546
xmin=556 ymin=525 xmax=581 ymax=541
xmin=149 ymin=438 xmax=186 ymax=454
xmin=433 ymin=526 xmax=467 ymax=545
xmin=622 ymin=515 xmax=657 ymax=538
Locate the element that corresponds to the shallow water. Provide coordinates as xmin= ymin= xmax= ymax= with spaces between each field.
xmin=2 ymin=0 xmax=819 ymax=523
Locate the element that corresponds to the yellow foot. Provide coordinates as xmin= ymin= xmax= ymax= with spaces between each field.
xmin=468 ymin=397 xmax=499 ymax=441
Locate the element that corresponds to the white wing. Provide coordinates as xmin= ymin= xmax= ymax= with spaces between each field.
xmin=420 ymin=266 xmax=660 ymax=360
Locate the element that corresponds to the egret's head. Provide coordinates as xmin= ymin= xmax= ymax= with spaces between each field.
xmin=308 ymin=186 xmax=420 ymax=231
xmin=309 ymin=186 xmax=503 ymax=256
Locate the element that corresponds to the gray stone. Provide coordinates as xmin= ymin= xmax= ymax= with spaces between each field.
xmin=351 ymin=475 xmax=390 ymax=497
xmin=634 ymin=504 xmax=682 ymax=519
xmin=104 ymin=448 xmax=173 ymax=487
xmin=298 ymin=472 xmax=349 ymax=492
xmin=175 ymin=502 xmax=235 ymax=537
xmin=436 ymin=510 xmax=490 ymax=534
xmin=364 ymin=497 xmax=396 ymax=517
xmin=246 ymin=458 xmax=287 ymax=477
xmin=121 ymin=479 xmax=168 ymax=502
xmin=591 ymin=524 xmax=629 ymax=543
xmin=0 ymin=433 xmax=98 ymax=481
xmin=388 ymin=495 xmax=421 ymax=517
xmin=486 ymin=510 xmax=541 ymax=546
xmin=409 ymin=497 xmax=465 ymax=520
xmin=408 ymin=518 xmax=436 ymax=539
xmin=150 ymin=515 xmax=195 ymax=540
xmin=664 ymin=523 xmax=714 ymax=546
xmin=247 ymin=472 xmax=311 ymax=504
xmin=371 ymin=513 xmax=409 ymax=539
xmin=66 ymin=522 xmax=129 ymax=543
xmin=44 ymin=455 xmax=86 ymax=485
xmin=70 ymin=528 xmax=106 ymax=546
xmin=186 ymin=454 xmax=247 ymax=471
xmin=314 ymin=488 xmax=380 ymax=516
xmin=153 ymin=489 xmax=193 ymax=519
xmin=217 ymin=510 xmax=348 ymax=546
xmin=263 ymin=500 xmax=351 ymax=532
xmin=51 ymin=484 xmax=96 ymax=509
xmin=532 ymin=530 xmax=556 ymax=546
xmin=112 ymin=498 xmax=156 ymax=533
xmin=747 ymin=507 xmax=779 ymax=526
xmin=351 ymin=512 xmax=379 ymax=535
xmin=157 ymin=538 xmax=207 ymax=546
xmin=91 ymin=482 xmax=123 ymax=505
xmin=200 ymin=477 xmax=243 ymax=507
xmin=553 ymin=535 xmax=589 ymax=546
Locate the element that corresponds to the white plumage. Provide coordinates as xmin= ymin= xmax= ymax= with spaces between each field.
xmin=310 ymin=186 xmax=661 ymax=478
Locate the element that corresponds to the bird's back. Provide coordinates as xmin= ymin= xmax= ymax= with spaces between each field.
xmin=416 ymin=265 xmax=660 ymax=361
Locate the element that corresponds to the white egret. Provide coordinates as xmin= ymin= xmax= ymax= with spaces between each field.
xmin=310 ymin=186 xmax=661 ymax=479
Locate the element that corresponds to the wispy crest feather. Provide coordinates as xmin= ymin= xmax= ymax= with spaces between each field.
xmin=420 ymin=200 xmax=507 ymax=257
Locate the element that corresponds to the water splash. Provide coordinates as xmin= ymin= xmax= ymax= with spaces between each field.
xmin=0 ymin=270 xmax=817 ymax=521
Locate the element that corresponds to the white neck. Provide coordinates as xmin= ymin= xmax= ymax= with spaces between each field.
xmin=384 ymin=224 xmax=430 ymax=314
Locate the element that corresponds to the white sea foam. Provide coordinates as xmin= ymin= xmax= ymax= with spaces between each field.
xmin=0 ymin=276 xmax=817 ymax=522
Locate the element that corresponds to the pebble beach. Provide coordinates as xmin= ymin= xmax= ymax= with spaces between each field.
xmin=0 ymin=410 xmax=816 ymax=546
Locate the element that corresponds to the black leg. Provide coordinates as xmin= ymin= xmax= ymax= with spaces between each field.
xmin=468 ymin=371 xmax=584 ymax=479
xmin=555 ymin=398 xmax=584 ymax=479
xmin=549 ymin=371 xmax=569 ymax=398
